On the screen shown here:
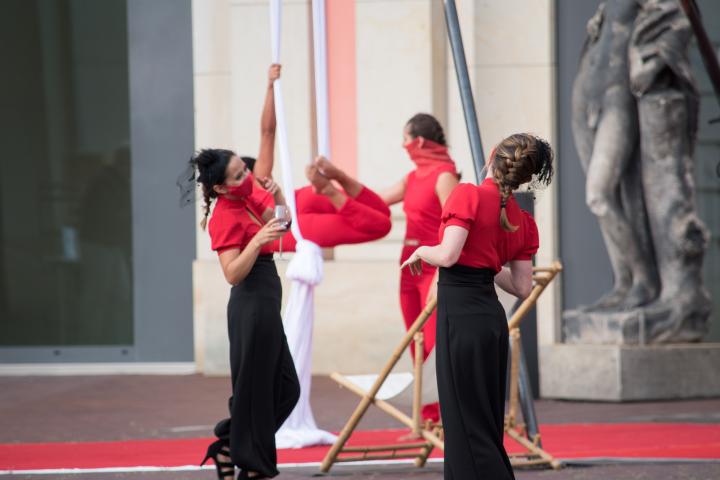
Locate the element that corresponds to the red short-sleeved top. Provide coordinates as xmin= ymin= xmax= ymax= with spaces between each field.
xmin=208 ymin=183 xmax=275 ymax=255
xmin=439 ymin=179 xmax=539 ymax=272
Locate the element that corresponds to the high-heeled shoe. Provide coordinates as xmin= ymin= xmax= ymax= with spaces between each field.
xmin=200 ymin=439 xmax=235 ymax=479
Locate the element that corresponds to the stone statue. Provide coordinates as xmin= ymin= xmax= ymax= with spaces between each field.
xmin=566 ymin=0 xmax=712 ymax=344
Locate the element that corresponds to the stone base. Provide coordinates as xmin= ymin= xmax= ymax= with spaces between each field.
xmin=540 ymin=343 xmax=720 ymax=401
xmin=563 ymin=308 xmax=646 ymax=344
xmin=563 ymin=297 xmax=710 ymax=345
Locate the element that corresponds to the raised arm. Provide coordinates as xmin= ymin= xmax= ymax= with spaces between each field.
xmin=254 ymin=64 xmax=281 ymax=179
xmin=248 ymin=176 xmax=287 ymax=223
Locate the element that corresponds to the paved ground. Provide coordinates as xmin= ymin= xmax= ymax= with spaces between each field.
xmin=1 ymin=374 xmax=719 ymax=479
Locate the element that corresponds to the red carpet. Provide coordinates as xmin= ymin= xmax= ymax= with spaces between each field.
xmin=1 ymin=424 xmax=718 ymax=471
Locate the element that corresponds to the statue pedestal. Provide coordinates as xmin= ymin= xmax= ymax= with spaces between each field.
xmin=563 ymin=308 xmax=647 ymax=344
xmin=539 ymin=343 xmax=720 ymax=401
xmin=563 ymin=301 xmax=710 ymax=344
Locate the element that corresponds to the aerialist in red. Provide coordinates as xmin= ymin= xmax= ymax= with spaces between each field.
xmin=381 ymin=113 xmax=459 ymax=424
xmin=209 ymin=161 xmax=391 ymax=253
xmin=207 ymin=64 xmax=391 ymax=254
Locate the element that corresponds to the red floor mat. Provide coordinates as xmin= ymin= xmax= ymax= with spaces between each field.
xmin=1 ymin=424 xmax=718 ymax=471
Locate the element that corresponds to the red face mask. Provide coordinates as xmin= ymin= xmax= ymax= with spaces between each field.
xmin=403 ymin=136 xmax=454 ymax=171
xmin=225 ymin=172 xmax=254 ymax=199
xmin=403 ymin=136 xmax=423 ymax=159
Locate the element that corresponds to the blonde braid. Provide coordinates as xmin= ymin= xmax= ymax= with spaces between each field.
xmin=492 ymin=134 xmax=537 ymax=232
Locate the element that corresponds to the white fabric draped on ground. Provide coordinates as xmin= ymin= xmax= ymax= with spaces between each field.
xmin=271 ymin=0 xmax=337 ymax=449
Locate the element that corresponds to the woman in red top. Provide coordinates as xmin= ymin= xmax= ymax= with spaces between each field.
xmin=189 ymin=65 xmax=391 ymax=480
xmin=402 ymin=133 xmax=554 ymax=480
xmin=192 ymin=148 xmax=297 ymax=480
xmin=382 ymin=113 xmax=458 ymax=424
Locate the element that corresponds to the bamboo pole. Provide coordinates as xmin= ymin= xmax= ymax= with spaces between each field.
xmin=320 ymin=299 xmax=438 ymax=472
xmin=512 ymin=458 xmax=559 ymax=467
xmin=335 ymin=453 xmax=422 ymax=462
xmin=330 ymin=374 xmax=447 ymax=451
xmin=506 ymin=427 xmax=562 ymax=469
xmin=341 ymin=443 xmax=429 ymax=452
xmin=412 ymin=332 xmax=424 ymax=435
xmin=501 ymin=262 xmax=562 ymax=470
xmin=507 ymin=328 xmax=521 ymax=426
xmin=508 ymin=262 xmax=562 ymax=331
xmin=414 ymin=442 xmax=434 ymax=468
xmin=330 ymin=374 xmax=418 ymax=429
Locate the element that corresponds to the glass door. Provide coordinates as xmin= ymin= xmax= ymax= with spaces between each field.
xmin=0 ymin=0 xmax=133 ymax=349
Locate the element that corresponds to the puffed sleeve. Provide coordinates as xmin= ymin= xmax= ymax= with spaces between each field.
xmin=514 ymin=211 xmax=539 ymax=260
xmin=208 ymin=211 xmax=245 ymax=252
xmin=440 ymin=183 xmax=478 ymax=230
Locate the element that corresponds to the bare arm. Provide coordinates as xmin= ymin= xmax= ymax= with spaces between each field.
xmin=435 ymin=171 xmax=459 ymax=206
xmin=494 ymin=260 xmax=533 ymax=299
xmin=254 ymin=64 xmax=281 ymax=179
xmin=380 ymin=178 xmax=406 ymax=206
xmin=217 ymin=218 xmax=285 ymax=285
xmin=420 ymin=172 xmax=459 ymax=301
xmin=255 ymin=177 xmax=286 ymax=223
xmin=401 ymin=226 xmax=469 ymax=273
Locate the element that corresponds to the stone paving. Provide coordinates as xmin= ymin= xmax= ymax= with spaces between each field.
xmin=1 ymin=374 xmax=718 ymax=479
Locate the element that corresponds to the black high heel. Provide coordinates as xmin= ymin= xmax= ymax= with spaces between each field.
xmin=200 ymin=439 xmax=235 ymax=479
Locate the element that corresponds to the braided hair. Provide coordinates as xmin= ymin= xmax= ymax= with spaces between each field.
xmin=188 ymin=148 xmax=235 ymax=230
xmin=406 ymin=113 xmax=447 ymax=146
xmin=491 ymin=134 xmax=554 ymax=232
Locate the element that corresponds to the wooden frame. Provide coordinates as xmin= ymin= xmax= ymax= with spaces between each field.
xmin=320 ymin=261 xmax=563 ymax=473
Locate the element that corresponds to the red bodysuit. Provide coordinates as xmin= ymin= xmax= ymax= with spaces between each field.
xmin=400 ymin=138 xmax=457 ymax=422
xmin=209 ymin=181 xmax=391 ymax=254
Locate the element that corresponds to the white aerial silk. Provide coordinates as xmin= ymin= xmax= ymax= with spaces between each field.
xmin=271 ymin=0 xmax=337 ymax=449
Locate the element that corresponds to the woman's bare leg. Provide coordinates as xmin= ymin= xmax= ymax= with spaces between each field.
xmin=305 ymin=163 xmax=347 ymax=210
xmin=314 ymin=157 xmax=363 ymax=198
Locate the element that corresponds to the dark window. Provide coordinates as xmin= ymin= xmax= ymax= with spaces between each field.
xmin=0 ymin=0 xmax=133 ymax=346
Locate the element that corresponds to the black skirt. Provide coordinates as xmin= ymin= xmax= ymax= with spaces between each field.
xmin=213 ymin=255 xmax=300 ymax=478
xmin=436 ymin=264 xmax=514 ymax=480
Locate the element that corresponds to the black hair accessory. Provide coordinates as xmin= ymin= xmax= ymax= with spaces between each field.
xmin=176 ymin=160 xmax=198 ymax=208
xmin=533 ymin=136 xmax=554 ymax=186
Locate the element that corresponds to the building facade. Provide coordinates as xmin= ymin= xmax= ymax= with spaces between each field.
xmin=1 ymin=1 xmax=718 ymax=394
xmin=0 ymin=0 xmax=195 ymax=370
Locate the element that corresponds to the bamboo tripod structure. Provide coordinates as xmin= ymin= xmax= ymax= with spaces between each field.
xmin=323 ymin=299 xmax=442 ymax=471
xmin=320 ymin=261 xmax=563 ymax=473
xmin=504 ymin=263 xmax=563 ymax=469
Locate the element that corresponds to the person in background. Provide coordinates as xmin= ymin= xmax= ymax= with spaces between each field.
xmin=381 ymin=113 xmax=459 ymax=426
